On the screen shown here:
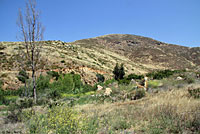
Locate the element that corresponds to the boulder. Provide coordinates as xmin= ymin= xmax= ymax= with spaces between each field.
xmin=97 ymin=85 xmax=103 ymax=91
xmin=104 ymin=88 xmax=112 ymax=96
xmin=176 ymin=76 xmax=183 ymax=80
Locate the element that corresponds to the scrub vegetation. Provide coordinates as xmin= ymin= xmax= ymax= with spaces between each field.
xmin=0 ymin=67 xmax=200 ymax=133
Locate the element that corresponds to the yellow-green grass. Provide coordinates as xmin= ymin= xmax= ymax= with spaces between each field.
xmin=148 ymin=80 xmax=161 ymax=88
xmin=61 ymin=91 xmax=95 ymax=98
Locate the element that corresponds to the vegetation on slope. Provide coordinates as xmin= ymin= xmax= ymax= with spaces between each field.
xmin=0 ymin=68 xmax=200 ymax=133
xmin=1 ymin=34 xmax=200 ymax=89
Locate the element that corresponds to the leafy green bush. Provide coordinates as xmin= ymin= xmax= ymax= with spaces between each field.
xmin=118 ymin=73 xmax=144 ymax=85
xmin=36 ymin=75 xmax=50 ymax=93
xmin=51 ymin=73 xmax=85 ymax=94
xmin=147 ymin=69 xmax=180 ymax=80
xmin=127 ymin=73 xmax=144 ymax=80
xmin=72 ymin=73 xmax=83 ymax=90
xmin=53 ymin=74 xmax=75 ymax=93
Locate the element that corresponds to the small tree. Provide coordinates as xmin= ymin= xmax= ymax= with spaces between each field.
xmin=113 ymin=63 xmax=119 ymax=80
xmin=113 ymin=63 xmax=125 ymax=80
xmin=17 ymin=0 xmax=44 ymax=103
xmin=119 ymin=63 xmax=125 ymax=80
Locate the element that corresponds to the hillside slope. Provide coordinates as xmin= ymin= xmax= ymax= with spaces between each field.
xmin=0 ymin=34 xmax=200 ymax=89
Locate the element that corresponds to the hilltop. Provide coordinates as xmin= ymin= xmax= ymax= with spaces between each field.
xmin=0 ymin=34 xmax=200 ymax=89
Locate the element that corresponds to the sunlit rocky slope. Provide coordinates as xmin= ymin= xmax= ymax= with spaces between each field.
xmin=0 ymin=34 xmax=200 ymax=89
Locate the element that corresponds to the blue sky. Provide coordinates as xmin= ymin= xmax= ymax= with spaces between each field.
xmin=0 ymin=0 xmax=200 ymax=47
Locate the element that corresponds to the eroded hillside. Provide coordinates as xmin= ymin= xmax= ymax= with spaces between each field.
xmin=0 ymin=34 xmax=200 ymax=89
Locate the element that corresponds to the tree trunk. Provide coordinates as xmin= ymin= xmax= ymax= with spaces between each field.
xmin=32 ymin=64 xmax=37 ymax=103
xmin=25 ymin=80 xmax=27 ymax=97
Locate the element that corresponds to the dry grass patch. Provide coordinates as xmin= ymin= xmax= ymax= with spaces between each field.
xmin=76 ymin=88 xmax=200 ymax=133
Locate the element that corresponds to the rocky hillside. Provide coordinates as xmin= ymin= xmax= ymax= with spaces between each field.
xmin=0 ymin=34 xmax=200 ymax=89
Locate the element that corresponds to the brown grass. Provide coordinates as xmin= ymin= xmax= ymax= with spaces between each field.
xmin=76 ymin=88 xmax=200 ymax=133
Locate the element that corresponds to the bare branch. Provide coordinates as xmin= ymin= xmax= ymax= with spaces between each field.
xmin=17 ymin=0 xmax=44 ymax=103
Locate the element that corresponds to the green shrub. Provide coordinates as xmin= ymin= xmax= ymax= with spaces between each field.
xmin=188 ymin=88 xmax=200 ymax=98
xmin=51 ymin=73 xmax=85 ymax=94
xmin=118 ymin=73 xmax=145 ymax=85
xmin=72 ymin=73 xmax=83 ymax=89
xmin=47 ymin=71 xmax=60 ymax=80
xmin=17 ymin=70 xmax=29 ymax=83
xmin=104 ymin=79 xmax=117 ymax=86
xmin=0 ymin=81 xmax=4 ymax=105
xmin=82 ymin=84 xmax=95 ymax=93
xmin=0 ymin=87 xmax=23 ymax=105
xmin=37 ymin=96 xmax=49 ymax=105
xmin=2 ymin=96 xmax=19 ymax=105
xmin=0 ymin=88 xmax=23 ymax=96
xmin=147 ymin=69 xmax=179 ymax=80
xmin=113 ymin=63 xmax=125 ymax=80
xmin=47 ymin=89 xmax=61 ymax=100
xmin=96 ymin=73 xmax=105 ymax=83
xmin=127 ymin=73 xmax=144 ymax=80
xmin=15 ymin=97 xmax=34 ymax=109
xmin=36 ymin=75 xmax=50 ymax=93
xmin=118 ymin=77 xmax=131 ymax=85
xmin=21 ymin=109 xmax=35 ymax=122
xmin=54 ymin=74 xmax=75 ymax=93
